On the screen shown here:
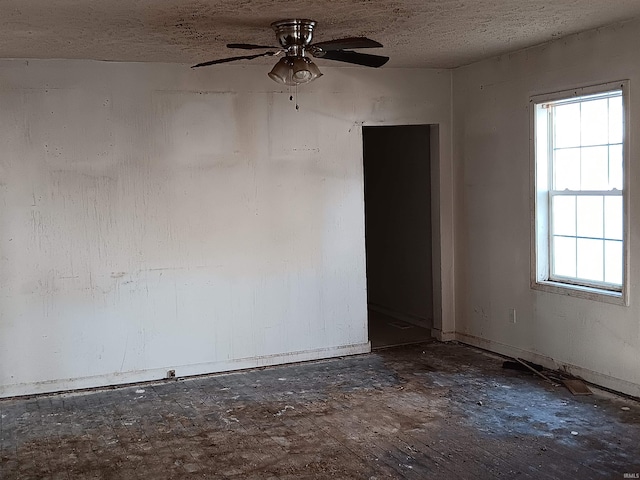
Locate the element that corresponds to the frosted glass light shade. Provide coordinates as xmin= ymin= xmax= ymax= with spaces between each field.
xmin=268 ymin=57 xmax=295 ymax=85
xmin=268 ymin=56 xmax=322 ymax=86
xmin=291 ymin=57 xmax=322 ymax=84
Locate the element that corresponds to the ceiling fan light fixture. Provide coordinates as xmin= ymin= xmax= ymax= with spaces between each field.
xmin=268 ymin=56 xmax=322 ymax=86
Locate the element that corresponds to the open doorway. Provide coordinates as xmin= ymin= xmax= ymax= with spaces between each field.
xmin=363 ymin=125 xmax=433 ymax=349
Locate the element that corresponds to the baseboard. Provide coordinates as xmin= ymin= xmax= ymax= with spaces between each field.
xmin=0 ymin=342 xmax=371 ymax=399
xmin=431 ymin=328 xmax=456 ymax=342
xmin=455 ymin=332 xmax=640 ymax=399
xmin=368 ymin=303 xmax=431 ymax=329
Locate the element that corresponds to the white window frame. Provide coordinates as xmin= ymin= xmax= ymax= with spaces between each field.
xmin=530 ymin=81 xmax=630 ymax=306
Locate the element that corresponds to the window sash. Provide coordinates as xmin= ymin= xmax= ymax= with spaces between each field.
xmin=541 ymin=89 xmax=621 ymax=108
xmin=548 ymin=272 xmax=623 ymax=291
xmin=550 ymin=189 xmax=622 ymax=196
xmin=545 ymin=94 xmax=624 ymax=290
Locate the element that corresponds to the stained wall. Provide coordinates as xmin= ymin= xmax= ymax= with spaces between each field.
xmin=0 ymin=60 xmax=452 ymax=396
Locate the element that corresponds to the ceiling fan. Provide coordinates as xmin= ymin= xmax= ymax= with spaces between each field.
xmin=192 ymin=19 xmax=389 ymax=86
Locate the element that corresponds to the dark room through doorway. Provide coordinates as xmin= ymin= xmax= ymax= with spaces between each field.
xmin=362 ymin=125 xmax=433 ymax=349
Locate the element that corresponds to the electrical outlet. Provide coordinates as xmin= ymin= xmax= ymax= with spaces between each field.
xmin=509 ymin=308 xmax=517 ymax=324
xmin=167 ymin=369 xmax=176 ymax=379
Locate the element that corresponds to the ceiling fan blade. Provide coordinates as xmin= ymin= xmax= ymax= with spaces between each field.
xmin=311 ymin=37 xmax=382 ymax=51
xmin=192 ymin=51 xmax=276 ymax=68
xmin=227 ymin=43 xmax=278 ymax=50
xmin=317 ymin=50 xmax=389 ymax=68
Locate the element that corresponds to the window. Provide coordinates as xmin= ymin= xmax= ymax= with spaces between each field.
xmin=532 ymin=82 xmax=628 ymax=304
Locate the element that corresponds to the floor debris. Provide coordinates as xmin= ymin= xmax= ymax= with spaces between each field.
xmin=515 ymin=358 xmax=561 ymax=386
xmin=2 ymin=342 xmax=639 ymax=479
xmin=503 ymin=357 xmax=597 ymax=395
xmin=502 ymin=360 xmax=544 ymax=372
xmin=562 ymin=379 xmax=593 ymax=396
xmin=274 ymin=405 xmax=295 ymax=416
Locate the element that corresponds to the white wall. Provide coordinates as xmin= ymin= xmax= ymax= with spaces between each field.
xmin=0 ymin=59 xmax=452 ymax=397
xmin=453 ymin=19 xmax=640 ymax=397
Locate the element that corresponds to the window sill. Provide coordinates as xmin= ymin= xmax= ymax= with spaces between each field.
xmin=531 ymin=280 xmax=628 ymax=306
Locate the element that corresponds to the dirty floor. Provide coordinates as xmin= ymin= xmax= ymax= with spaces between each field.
xmin=1 ymin=342 xmax=639 ymax=479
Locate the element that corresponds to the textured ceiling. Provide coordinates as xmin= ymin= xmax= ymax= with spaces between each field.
xmin=1 ymin=0 xmax=640 ymax=68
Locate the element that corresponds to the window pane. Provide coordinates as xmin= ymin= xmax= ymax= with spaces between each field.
xmin=553 ymin=236 xmax=576 ymax=278
xmin=581 ymin=146 xmax=608 ymax=190
xmin=555 ymin=103 xmax=580 ymax=148
xmin=604 ymin=196 xmax=623 ymax=241
xmin=554 ymin=148 xmax=580 ymax=190
xmin=604 ymin=240 xmax=623 ymax=285
xmin=577 ymin=238 xmax=603 ymax=282
xmin=609 ymin=144 xmax=623 ymax=190
xmin=581 ymin=98 xmax=609 ymax=146
xmin=552 ymin=195 xmax=576 ymax=236
xmin=577 ymin=196 xmax=603 ymax=238
xmin=609 ymin=95 xmax=623 ymax=144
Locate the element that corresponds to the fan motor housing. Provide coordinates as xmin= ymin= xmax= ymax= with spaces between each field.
xmin=271 ymin=19 xmax=317 ymax=54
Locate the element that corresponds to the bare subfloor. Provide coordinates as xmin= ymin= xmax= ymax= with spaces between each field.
xmin=1 ymin=342 xmax=639 ymax=479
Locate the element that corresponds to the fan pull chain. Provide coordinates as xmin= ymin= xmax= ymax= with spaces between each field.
xmin=288 ymin=85 xmax=299 ymax=111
